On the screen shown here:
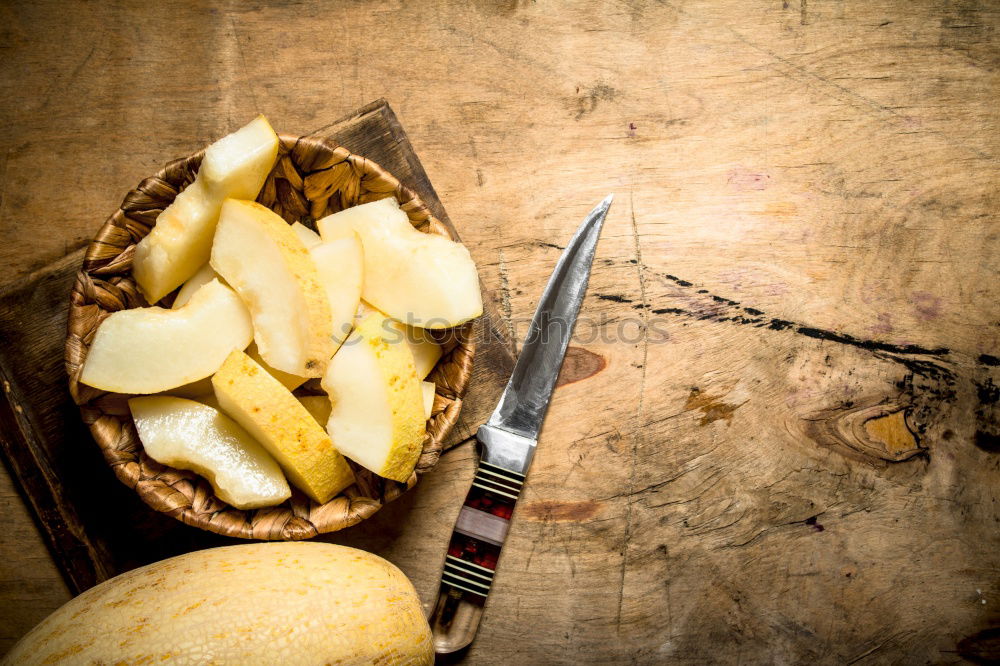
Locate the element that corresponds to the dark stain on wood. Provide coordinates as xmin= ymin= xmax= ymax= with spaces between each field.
xmin=664 ymin=274 xmax=693 ymax=287
xmin=957 ymin=627 xmax=1000 ymax=665
xmin=520 ymin=499 xmax=601 ymax=522
xmin=796 ymin=326 xmax=948 ymax=359
xmin=974 ymin=430 xmax=1000 ymax=452
xmin=596 ymin=293 xmax=632 ymax=304
xmin=571 ymin=83 xmax=619 ymax=120
xmin=684 ymin=387 xmax=745 ymax=426
xmin=979 ymin=354 xmax=1000 ymax=367
xmin=803 ymin=515 xmax=824 ymax=532
xmin=973 ymin=376 xmax=999 ymax=452
xmin=648 ymin=270 xmax=996 ymax=456
xmin=976 ymin=378 xmax=999 ymax=405
xmin=555 ymin=346 xmax=606 ymax=388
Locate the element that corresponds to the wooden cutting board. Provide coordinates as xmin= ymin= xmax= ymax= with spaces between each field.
xmin=0 ymin=100 xmax=514 ymax=595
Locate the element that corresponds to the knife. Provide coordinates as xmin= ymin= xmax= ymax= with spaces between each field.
xmin=429 ymin=194 xmax=614 ymax=654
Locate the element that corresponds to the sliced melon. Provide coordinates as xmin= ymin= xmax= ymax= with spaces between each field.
xmin=211 ymin=199 xmax=334 ymax=377
xmin=355 ymin=301 xmax=441 ymax=378
xmin=399 ymin=323 xmax=442 ymax=379
xmin=80 ymin=279 xmax=252 ymax=394
xmin=133 ymin=116 xmax=279 ymax=303
xmin=291 ymin=222 xmax=322 ymax=249
xmin=421 ymin=381 xmax=435 ymax=420
xmin=245 ymin=342 xmax=307 ymax=391
xmin=322 ymin=313 xmax=425 ymax=482
xmin=212 ymin=350 xmax=353 ymax=504
xmin=316 ymin=197 xmax=482 ymax=329
xmin=310 ymin=233 xmax=363 ymax=347
xmin=129 ymin=396 xmax=290 ymax=509
xmin=171 ymin=263 xmax=221 ymax=309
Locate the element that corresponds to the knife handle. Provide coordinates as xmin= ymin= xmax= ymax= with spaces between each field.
xmin=429 ymin=428 xmax=530 ymax=654
xmin=439 ymin=459 xmax=524 ymax=595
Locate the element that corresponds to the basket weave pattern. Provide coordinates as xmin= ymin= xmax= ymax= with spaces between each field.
xmin=65 ymin=134 xmax=475 ymax=540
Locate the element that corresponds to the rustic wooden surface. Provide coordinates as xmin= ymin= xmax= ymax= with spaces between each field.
xmin=1 ymin=0 xmax=998 ymax=663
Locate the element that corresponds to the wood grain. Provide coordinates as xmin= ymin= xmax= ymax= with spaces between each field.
xmin=1 ymin=0 xmax=998 ymax=662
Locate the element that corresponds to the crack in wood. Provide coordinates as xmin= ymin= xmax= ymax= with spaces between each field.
xmin=643 ymin=271 xmax=1000 ymax=465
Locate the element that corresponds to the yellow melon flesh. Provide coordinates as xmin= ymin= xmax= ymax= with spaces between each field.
xmin=129 ymin=396 xmax=290 ymax=509
xmin=133 ymin=116 xmax=279 ymax=303
xmin=171 ymin=262 xmax=221 ymax=309
xmin=212 ymin=350 xmax=353 ymax=504
xmin=164 ymin=342 xmax=304 ymax=397
xmin=3 ymin=543 xmax=433 ymax=665
xmin=80 ymin=279 xmax=252 ymax=394
xmin=422 ymin=381 xmax=435 ymax=419
xmin=356 ymin=301 xmax=442 ymax=378
xmin=211 ymin=199 xmax=334 ymax=377
xmin=317 ymin=197 xmax=482 ymax=329
xmin=310 ymin=233 xmax=363 ymax=348
xmin=322 ymin=313 xmax=425 ymax=483
xmin=291 ymin=221 xmax=322 ymax=249
xmin=399 ymin=322 xmax=442 ymax=379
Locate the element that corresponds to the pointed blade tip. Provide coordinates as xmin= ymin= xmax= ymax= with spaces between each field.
xmin=593 ymin=193 xmax=614 ymax=228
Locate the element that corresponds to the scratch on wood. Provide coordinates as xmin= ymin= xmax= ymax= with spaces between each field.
xmin=230 ymin=18 xmax=260 ymax=113
xmin=657 ymin=0 xmax=995 ymax=161
xmin=630 ymin=190 xmax=651 ymax=396
xmin=728 ymin=30 xmax=993 ymax=160
xmin=616 ymin=187 xmax=651 ymax=635
xmin=467 ymin=136 xmax=485 ymax=187
xmin=600 ymin=466 xmax=696 ymax=502
xmin=497 ymin=247 xmax=516 ymax=347
xmin=39 ymin=45 xmax=96 ymax=111
xmin=847 ymin=633 xmax=908 ymax=664
xmin=439 ymin=22 xmax=561 ymax=78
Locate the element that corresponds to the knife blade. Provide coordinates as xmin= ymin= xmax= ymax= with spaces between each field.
xmin=429 ymin=194 xmax=613 ymax=654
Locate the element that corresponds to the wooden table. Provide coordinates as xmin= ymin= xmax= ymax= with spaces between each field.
xmin=1 ymin=1 xmax=997 ymax=662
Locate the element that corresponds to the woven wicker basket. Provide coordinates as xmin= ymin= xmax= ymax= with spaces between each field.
xmin=65 ymin=133 xmax=475 ymax=540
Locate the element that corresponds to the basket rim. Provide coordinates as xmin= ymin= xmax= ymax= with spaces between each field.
xmin=64 ymin=131 xmax=476 ymax=541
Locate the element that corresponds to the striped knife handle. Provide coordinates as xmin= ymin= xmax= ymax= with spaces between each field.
xmin=438 ymin=459 xmax=525 ymax=600
xmin=430 ymin=425 xmax=536 ymax=652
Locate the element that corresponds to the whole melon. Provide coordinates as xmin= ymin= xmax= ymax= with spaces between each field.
xmin=3 ymin=542 xmax=433 ymax=665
